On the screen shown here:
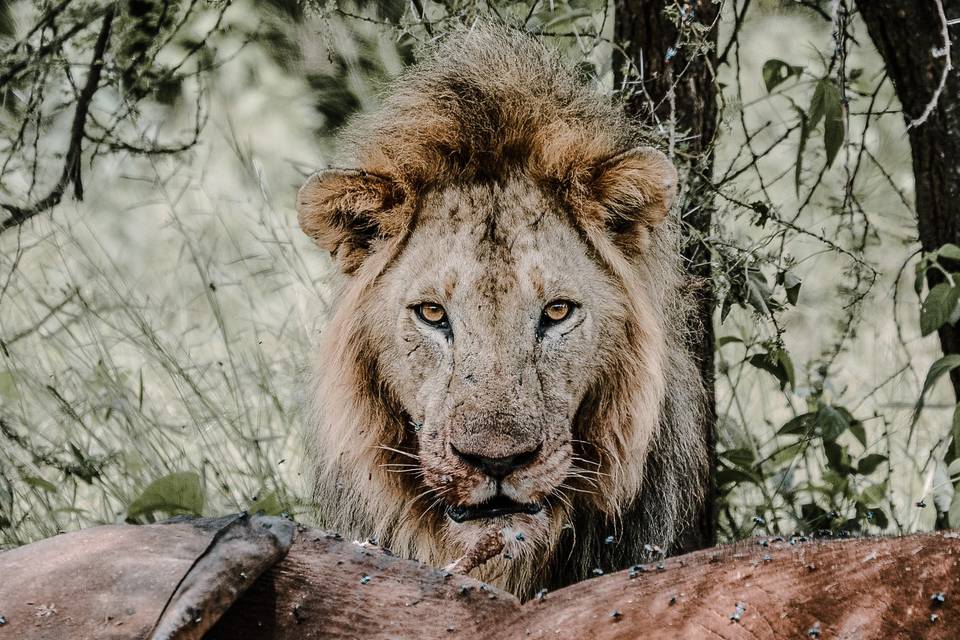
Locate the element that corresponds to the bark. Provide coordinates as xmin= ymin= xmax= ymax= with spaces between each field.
xmin=858 ymin=2 xmax=960 ymax=396
xmin=613 ymin=0 xmax=720 ymax=549
xmin=2 ymin=519 xmax=960 ymax=639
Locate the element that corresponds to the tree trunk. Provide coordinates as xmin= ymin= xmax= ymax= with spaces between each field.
xmin=859 ymin=2 xmax=960 ymax=390
xmin=858 ymin=0 xmax=960 ymax=527
xmin=613 ymin=0 xmax=720 ymax=549
xmin=4 ymin=518 xmax=960 ymax=639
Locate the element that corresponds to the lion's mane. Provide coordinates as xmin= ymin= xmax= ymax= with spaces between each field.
xmin=304 ymin=24 xmax=709 ymax=597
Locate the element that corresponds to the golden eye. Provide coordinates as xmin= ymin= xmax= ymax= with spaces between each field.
xmin=543 ymin=300 xmax=572 ymax=323
xmin=417 ymin=302 xmax=447 ymax=325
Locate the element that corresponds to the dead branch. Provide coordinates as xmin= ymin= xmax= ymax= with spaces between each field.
xmin=0 ymin=5 xmax=115 ymax=234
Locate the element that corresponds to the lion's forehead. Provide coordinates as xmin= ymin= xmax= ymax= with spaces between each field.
xmin=405 ymin=179 xmax=596 ymax=301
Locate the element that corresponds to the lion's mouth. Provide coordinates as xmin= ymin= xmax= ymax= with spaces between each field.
xmin=445 ymin=495 xmax=543 ymax=523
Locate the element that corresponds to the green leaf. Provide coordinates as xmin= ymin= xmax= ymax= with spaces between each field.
xmin=768 ymin=442 xmax=804 ymax=467
xmin=848 ymin=418 xmax=867 ymax=447
xmin=868 ymin=507 xmax=889 ymax=529
xmin=804 ymin=78 xmax=845 ymax=168
xmin=748 ymin=348 xmax=795 ymax=390
xmin=778 ymin=412 xmax=816 ymax=436
xmin=808 ymin=79 xmax=826 ymax=128
xmin=912 ymin=355 xmax=960 ymax=429
xmin=750 ymin=200 xmax=771 ymax=227
xmin=782 ymin=272 xmax=802 ymax=305
xmin=937 ymin=244 xmax=960 ymax=262
xmin=951 ymin=404 xmax=960 ymax=464
xmin=921 ymin=355 xmax=960 ymax=397
xmin=800 ymin=502 xmax=830 ymax=528
xmin=23 ymin=476 xmax=57 ymax=493
xmin=794 ymin=107 xmax=809 ymax=196
xmin=824 ymin=440 xmax=855 ymax=474
xmin=717 ymin=336 xmax=743 ymax=347
xmin=719 ymin=298 xmax=732 ymax=324
xmin=745 ymin=267 xmax=776 ymax=315
xmin=248 ymin=491 xmax=283 ymax=516
xmin=821 ymin=80 xmax=844 ymax=167
xmin=817 ymin=404 xmax=854 ymax=440
xmin=950 ymin=491 xmax=960 ymax=529
xmin=127 ymin=471 xmax=204 ymax=521
xmin=778 ymin=405 xmax=856 ymax=442
xmin=920 ymin=283 xmax=960 ymax=336
xmin=720 ymin=447 xmax=755 ymax=470
xmin=762 ymin=59 xmax=802 ymax=92
xmin=857 ymin=454 xmax=887 ymax=475
xmin=716 ymin=467 xmax=759 ymax=487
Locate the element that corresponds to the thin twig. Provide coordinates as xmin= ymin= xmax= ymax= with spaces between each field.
xmin=0 ymin=5 xmax=115 ymax=234
xmin=410 ymin=0 xmax=433 ymax=36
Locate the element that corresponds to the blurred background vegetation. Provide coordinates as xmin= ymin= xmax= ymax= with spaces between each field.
xmin=0 ymin=0 xmax=956 ymax=549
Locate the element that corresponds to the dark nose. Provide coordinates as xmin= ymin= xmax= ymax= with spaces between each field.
xmin=451 ymin=443 xmax=542 ymax=479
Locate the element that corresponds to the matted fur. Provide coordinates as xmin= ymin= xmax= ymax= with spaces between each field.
xmin=300 ymin=25 xmax=708 ymax=598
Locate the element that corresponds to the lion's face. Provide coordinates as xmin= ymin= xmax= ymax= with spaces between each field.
xmin=368 ymin=178 xmax=629 ymax=546
xmin=298 ymin=138 xmax=678 ymax=570
xmin=296 ymin=25 xmax=705 ymax=593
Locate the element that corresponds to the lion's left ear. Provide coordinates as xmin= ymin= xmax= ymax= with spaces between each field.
xmin=589 ymin=146 xmax=678 ymax=237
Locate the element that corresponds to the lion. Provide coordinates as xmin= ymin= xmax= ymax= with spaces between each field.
xmin=296 ymin=24 xmax=709 ymax=598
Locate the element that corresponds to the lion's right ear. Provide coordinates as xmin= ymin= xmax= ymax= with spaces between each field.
xmin=297 ymin=169 xmax=406 ymax=274
xmin=590 ymin=146 xmax=678 ymax=236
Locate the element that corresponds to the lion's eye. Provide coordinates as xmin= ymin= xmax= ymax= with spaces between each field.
xmin=415 ymin=302 xmax=448 ymax=326
xmin=543 ymin=300 xmax=573 ymax=323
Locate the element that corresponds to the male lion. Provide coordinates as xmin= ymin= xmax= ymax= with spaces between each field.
xmin=297 ymin=24 xmax=708 ymax=597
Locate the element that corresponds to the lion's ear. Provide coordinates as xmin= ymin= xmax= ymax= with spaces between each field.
xmin=297 ymin=169 xmax=406 ymax=274
xmin=590 ymin=146 xmax=678 ymax=240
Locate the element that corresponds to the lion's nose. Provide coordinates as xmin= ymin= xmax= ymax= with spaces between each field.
xmin=451 ymin=443 xmax=542 ymax=479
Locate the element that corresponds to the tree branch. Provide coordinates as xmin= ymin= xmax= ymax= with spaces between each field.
xmin=0 ymin=4 xmax=115 ymax=235
xmin=0 ymin=4 xmax=104 ymax=88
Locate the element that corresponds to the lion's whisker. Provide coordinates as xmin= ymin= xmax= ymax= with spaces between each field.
xmin=383 ymin=467 xmax=425 ymax=476
xmin=376 ymin=445 xmax=420 ymax=461
xmin=416 ymin=492 xmax=450 ymax=526
xmin=559 ymin=483 xmax=599 ymax=497
xmin=567 ymin=464 xmax=607 ymax=481
xmin=568 ymin=463 xmax=603 ymax=475
xmin=564 ymin=473 xmax=601 ymax=489
xmin=549 ymin=488 xmax=574 ymax=513
xmin=566 ymin=466 xmax=600 ymax=479
xmin=402 ymin=485 xmax=445 ymax=511
xmin=571 ymin=455 xmax=603 ymax=468
xmin=568 ymin=470 xmax=605 ymax=482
